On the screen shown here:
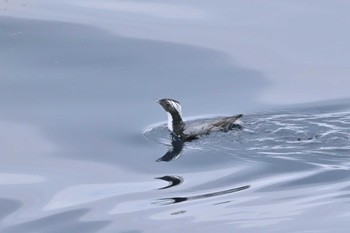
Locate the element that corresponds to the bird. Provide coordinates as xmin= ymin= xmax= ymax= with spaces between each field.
xmin=156 ymin=98 xmax=243 ymax=141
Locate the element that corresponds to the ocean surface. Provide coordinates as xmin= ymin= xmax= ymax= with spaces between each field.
xmin=1 ymin=1 xmax=350 ymax=232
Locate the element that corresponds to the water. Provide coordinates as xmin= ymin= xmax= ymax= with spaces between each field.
xmin=1 ymin=1 xmax=350 ymax=232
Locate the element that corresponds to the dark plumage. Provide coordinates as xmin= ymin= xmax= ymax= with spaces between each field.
xmin=157 ymin=98 xmax=243 ymax=141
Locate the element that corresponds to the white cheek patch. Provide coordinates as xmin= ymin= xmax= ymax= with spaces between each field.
xmin=169 ymin=101 xmax=182 ymax=116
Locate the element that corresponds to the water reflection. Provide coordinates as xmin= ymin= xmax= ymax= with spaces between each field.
xmin=155 ymin=124 xmax=243 ymax=162
xmin=156 ymin=175 xmax=183 ymax=190
xmin=155 ymin=185 xmax=250 ymax=205
xmin=2 ymin=209 xmax=110 ymax=233
xmin=0 ymin=199 xmax=21 ymax=222
xmin=156 ymin=134 xmax=184 ymax=162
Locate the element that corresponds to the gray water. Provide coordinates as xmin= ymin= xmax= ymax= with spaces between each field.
xmin=1 ymin=1 xmax=350 ymax=232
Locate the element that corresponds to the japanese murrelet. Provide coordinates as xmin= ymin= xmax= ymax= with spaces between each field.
xmin=157 ymin=98 xmax=243 ymax=141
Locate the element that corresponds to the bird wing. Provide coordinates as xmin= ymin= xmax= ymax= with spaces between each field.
xmin=183 ymin=114 xmax=243 ymax=136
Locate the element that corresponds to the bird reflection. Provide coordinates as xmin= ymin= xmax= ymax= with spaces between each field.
xmin=156 ymin=185 xmax=250 ymax=205
xmin=156 ymin=134 xmax=185 ymax=162
xmin=155 ymin=124 xmax=244 ymax=162
xmin=156 ymin=175 xmax=183 ymax=190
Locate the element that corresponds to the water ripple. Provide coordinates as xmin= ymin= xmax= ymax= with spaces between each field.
xmin=144 ymin=107 xmax=350 ymax=166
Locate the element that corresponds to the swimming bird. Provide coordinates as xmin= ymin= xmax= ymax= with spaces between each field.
xmin=156 ymin=98 xmax=243 ymax=141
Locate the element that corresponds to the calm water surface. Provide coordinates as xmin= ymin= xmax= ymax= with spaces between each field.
xmin=1 ymin=1 xmax=350 ymax=233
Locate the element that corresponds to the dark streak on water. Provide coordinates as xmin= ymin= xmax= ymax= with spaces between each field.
xmin=156 ymin=185 xmax=250 ymax=205
xmin=156 ymin=175 xmax=183 ymax=190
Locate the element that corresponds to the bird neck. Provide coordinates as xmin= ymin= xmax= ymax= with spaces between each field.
xmin=167 ymin=111 xmax=184 ymax=136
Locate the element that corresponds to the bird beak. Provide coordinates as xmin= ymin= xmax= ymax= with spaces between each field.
xmin=155 ymin=99 xmax=160 ymax=103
